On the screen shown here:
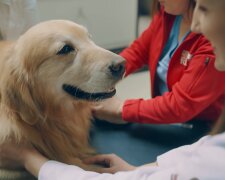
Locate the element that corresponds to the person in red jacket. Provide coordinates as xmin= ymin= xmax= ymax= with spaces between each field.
xmin=92 ymin=0 xmax=225 ymax=125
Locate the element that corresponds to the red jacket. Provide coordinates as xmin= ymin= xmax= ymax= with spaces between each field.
xmin=120 ymin=10 xmax=225 ymax=124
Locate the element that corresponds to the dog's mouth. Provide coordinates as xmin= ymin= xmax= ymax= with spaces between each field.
xmin=62 ymin=84 xmax=116 ymax=101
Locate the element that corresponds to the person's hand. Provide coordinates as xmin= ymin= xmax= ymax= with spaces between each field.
xmin=83 ymin=154 xmax=136 ymax=173
xmin=92 ymin=96 xmax=128 ymax=124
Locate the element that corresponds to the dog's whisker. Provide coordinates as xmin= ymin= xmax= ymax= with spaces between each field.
xmin=75 ymin=84 xmax=82 ymax=99
xmin=89 ymin=86 xmax=96 ymax=101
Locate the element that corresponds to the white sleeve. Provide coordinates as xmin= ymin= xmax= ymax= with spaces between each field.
xmin=157 ymin=133 xmax=225 ymax=180
xmin=169 ymin=135 xmax=225 ymax=180
xmin=38 ymin=161 xmax=177 ymax=180
xmin=39 ymin=133 xmax=225 ymax=180
xmin=157 ymin=135 xmax=210 ymax=168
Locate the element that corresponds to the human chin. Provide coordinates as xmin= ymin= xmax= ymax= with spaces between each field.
xmin=215 ymin=55 xmax=225 ymax=71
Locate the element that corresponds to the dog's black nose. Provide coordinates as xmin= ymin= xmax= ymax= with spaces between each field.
xmin=109 ymin=58 xmax=125 ymax=78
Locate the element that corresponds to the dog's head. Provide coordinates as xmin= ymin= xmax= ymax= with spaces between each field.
xmin=1 ymin=20 xmax=125 ymax=125
xmin=14 ymin=20 xmax=125 ymax=102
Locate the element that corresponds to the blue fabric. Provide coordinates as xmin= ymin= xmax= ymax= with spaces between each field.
xmin=156 ymin=16 xmax=190 ymax=95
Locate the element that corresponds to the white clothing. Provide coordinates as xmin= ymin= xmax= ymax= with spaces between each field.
xmin=39 ymin=132 xmax=225 ymax=180
xmin=0 ymin=0 xmax=37 ymax=40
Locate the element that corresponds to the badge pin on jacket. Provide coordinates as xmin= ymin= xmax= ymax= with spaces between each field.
xmin=180 ymin=50 xmax=192 ymax=66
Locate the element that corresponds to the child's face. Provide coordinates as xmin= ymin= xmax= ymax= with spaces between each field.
xmin=158 ymin=0 xmax=190 ymax=15
xmin=191 ymin=0 xmax=225 ymax=71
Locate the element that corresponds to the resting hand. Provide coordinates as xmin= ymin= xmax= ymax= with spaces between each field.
xmin=92 ymin=96 xmax=127 ymax=124
xmin=84 ymin=154 xmax=136 ymax=173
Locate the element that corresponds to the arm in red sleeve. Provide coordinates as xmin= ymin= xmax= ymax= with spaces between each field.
xmin=122 ymin=54 xmax=225 ymax=124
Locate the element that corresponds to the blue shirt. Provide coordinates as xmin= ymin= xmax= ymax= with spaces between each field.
xmin=156 ymin=16 xmax=190 ymax=95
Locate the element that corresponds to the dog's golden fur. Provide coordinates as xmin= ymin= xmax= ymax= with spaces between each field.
xmin=0 ymin=20 xmax=124 ymax=173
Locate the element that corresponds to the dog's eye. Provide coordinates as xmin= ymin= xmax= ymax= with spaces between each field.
xmin=57 ymin=44 xmax=75 ymax=55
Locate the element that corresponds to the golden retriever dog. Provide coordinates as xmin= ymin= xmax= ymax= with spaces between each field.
xmin=0 ymin=20 xmax=125 ymax=179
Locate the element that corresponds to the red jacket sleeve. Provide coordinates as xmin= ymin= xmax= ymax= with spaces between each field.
xmin=122 ymin=45 xmax=225 ymax=124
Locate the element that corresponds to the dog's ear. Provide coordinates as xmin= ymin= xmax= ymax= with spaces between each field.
xmin=0 ymin=42 xmax=43 ymax=125
xmin=3 ymin=77 xmax=42 ymax=125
